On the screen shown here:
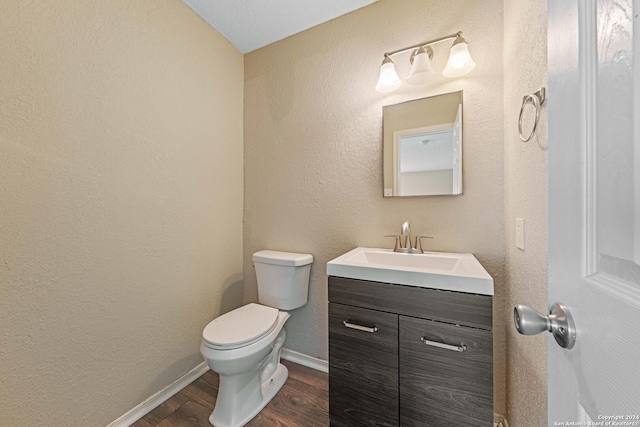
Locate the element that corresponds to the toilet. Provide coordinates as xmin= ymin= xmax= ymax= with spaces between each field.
xmin=200 ymin=250 xmax=313 ymax=427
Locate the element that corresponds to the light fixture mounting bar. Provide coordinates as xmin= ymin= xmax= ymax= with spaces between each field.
xmin=383 ymin=31 xmax=463 ymax=58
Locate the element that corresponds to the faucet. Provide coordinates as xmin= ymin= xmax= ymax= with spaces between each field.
xmin=401 ymin=221 xmax=411 ymax=250
xmin=385 ymin=222 xmax=432 ymax=253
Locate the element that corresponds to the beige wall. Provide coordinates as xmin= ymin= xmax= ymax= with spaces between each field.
xmin=244 ymin=0 xmax=506 ymax=414
xmin=399 ymin=169 xmax=454 ymax=196
xmin=504 ymin=0 xmax=548 ymax=425
xmin=0 ymin=1 xmax=243 ymax=425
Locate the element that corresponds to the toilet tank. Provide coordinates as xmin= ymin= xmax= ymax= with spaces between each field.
xmin=252 ymin=250 xmax=313 ymax=311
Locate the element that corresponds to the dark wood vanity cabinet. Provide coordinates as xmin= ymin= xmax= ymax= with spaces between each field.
xmin=328 ymin=276 xmax=493 ymax=426
xmin=399 ymin=316 xmax=493 ymax=426
xmin=328 ymin=303 xmax=399 ymax=426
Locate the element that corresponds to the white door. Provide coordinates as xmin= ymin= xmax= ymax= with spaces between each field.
xmin=548 ymin=0 xmax=640 ymax=423
xmin=452 ymin=104 xmax=462 ymax=194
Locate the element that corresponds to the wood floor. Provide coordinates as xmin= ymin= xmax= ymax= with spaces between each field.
xmin=129 ymin=359 xmax=329 ymax=427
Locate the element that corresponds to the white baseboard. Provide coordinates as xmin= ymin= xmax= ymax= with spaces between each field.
xmin=107 ymin=361 xmax=209 ymax=427
xmin=494 ymin=413 xmax=509 ymax=427
xmin=281 ymin=347 xmax=328 ymax=373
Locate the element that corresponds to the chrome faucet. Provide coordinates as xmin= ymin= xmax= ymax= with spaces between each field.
xmin=401 ymin=221 xmax=411 ymax=249
xmin=385 ymin=222 xmax=432 ymax=253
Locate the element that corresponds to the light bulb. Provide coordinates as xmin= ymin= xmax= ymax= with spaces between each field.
xmin=375 ymin=57 xmax=402 ymax=92
xmin=407 ymin=46 xmax=435 ymax=85
xmin=443 ymin=36 xmax=476 ymax=77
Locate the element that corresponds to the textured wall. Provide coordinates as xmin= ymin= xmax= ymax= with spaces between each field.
xmin=244 ymin=0 xmax=506 ymax=414
xmin=0 ymin=1 xmax=243 ymax=425
xmin=503 ymin=0 xmax=548 ymax=425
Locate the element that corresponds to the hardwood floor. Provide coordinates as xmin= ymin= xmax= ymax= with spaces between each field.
xmin=130 ymin=359 xmax=329 ymax=427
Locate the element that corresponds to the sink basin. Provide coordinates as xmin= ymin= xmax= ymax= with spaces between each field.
xmin=327 ymin=247 xmax=493 ymax=295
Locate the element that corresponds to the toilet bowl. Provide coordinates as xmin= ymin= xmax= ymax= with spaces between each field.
xmin=201 ymin=304 xmax=290 ymax=427
xmin=200 ymin=250 xmax=313 ymax=427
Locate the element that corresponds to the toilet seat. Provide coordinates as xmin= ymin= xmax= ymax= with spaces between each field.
xmin=202 ymin=303 xmax=279 ymax=350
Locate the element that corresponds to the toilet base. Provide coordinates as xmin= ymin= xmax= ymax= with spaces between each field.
xmin=208 ymin=363 xmax=288 ymax=427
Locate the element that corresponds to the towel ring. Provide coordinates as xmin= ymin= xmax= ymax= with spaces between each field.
xmin=518 ymin=87 xmax=546 ymax=142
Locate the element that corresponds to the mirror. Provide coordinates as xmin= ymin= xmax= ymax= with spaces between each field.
xmin=383 ymin=91 xmax=463 ymax=197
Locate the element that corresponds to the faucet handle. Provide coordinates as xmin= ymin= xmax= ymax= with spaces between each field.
xmin=414 ymin=236 xmax=433 ymax=253
xmin=384 ymin=235 xmax=402 ymax=252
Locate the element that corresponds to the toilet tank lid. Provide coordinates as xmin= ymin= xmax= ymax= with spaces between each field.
xmin=253 ymin=250 xmax=313 ymax=266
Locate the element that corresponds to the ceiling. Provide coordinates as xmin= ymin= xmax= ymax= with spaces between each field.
xmin=400 ymin=129 xmax=454 ymax=172
xmin=183 ymin=0 xmax=378 ymax=53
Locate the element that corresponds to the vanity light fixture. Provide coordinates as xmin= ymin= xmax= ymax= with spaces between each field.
xmin=375 ymin=31 xmax=476 ymax=92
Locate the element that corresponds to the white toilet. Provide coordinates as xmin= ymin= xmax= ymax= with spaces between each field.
xmin=200 ymin=250 xmax=313 ymax=427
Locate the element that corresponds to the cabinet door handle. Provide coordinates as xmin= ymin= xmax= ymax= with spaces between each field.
xmin=420 ymin=336 xmax=466 ymax=352
xmin=343 ymin=320 xmax=378 ymax=333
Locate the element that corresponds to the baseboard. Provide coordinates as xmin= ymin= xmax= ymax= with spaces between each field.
xmin=494 ymin=413 xmax=509 ymax=427
xmin=107 ymin=361 xmax=209 ymax=427
xmin=108 ymin=349 xmax=326 ymax=426
xmin=281 ymin=347 xmax=329 ymax=373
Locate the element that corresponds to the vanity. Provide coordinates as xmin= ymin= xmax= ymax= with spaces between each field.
xmin=327 ymin=247 xmax=494 ymax=426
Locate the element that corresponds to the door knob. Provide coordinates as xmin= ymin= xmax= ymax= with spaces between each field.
xmin=514 ymin=303 xmax=576 ymax=349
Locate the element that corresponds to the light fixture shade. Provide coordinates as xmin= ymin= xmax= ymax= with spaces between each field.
xmin=375 ymin=57 xmax=402 ymax=92
xmin=407 ymin=47 xmax=435 ymax=85
xmin=443 ymin=37 xmax=476 ymax=77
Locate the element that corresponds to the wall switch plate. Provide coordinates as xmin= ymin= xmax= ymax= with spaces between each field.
xmin=516 ymin=218 xmax=525 ymax=250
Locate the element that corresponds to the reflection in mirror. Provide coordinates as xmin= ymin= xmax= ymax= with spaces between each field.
xmin=383 ymin=91 xmax=463 ymax=197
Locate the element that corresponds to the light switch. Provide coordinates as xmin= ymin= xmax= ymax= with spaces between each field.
xmin=516 ymin=218 xmax=525 ymax=250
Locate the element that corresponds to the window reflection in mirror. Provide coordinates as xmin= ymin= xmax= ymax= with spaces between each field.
xmin=383 ymin=91 xmax=463 ymax=197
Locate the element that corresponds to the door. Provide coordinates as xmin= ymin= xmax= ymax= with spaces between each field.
xmin=399 ymin=315 xmax=492 ymax=426
xmin=452 ymin=104 xmax=462 ymax=194
xmin=548 ymin=0 xmax=640 ymax=423
xmin=328 ymin=303 xmax=398 ymax=426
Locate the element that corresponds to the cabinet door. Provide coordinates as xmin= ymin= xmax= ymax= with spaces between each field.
xmin=399 ymin=316 xmax=493 ymax=426
xmin=329 ymin=302 xmax=398 ymax=427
